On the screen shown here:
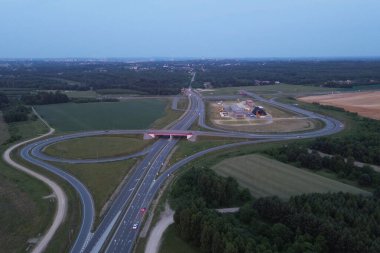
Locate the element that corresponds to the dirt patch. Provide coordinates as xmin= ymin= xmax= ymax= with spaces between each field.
xmin=299 ymin=91 xmax=380 ymax=120
xmin=145 ymin=203 xmax=174 ymax=253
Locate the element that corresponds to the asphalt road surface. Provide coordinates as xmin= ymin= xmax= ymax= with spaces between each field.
xmin=20 ymin=88 xmax=343 ymax=253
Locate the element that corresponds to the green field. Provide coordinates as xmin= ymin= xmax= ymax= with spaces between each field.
xmin=150 ymin=99 xmax=184 ymax=129
xmin=96 ymin=88 xmax=148 ymax=95
xmin=199 ymin=83 xmax=340 ymax=96
xmin=0 ymin=112 xmax=9 ymax=144
xmin=44 ymin=135 xmax=152 ymax=159
xmin=55 ymin=159 xmax=137 ymax=222
xmin=158 ymin=225 xmax=198 ymax=253
xmin=35 ymin=99 xmax=167 ymax=132
xmin=168 ymin=137 xmax=245 ymax=167
xmin=0 ymin=118 xmax=54 ymax=253
xmin=62 ymin=90 xmax=98 ymax=98
xmin=212 ymin=154 xmax=368 ymax=199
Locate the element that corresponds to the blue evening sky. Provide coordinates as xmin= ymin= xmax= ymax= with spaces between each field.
xmin=0 ymin=0 xmax=379 ymax=58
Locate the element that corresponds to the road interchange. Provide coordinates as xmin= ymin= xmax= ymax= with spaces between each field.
xmin=19 ymin=88 xmax=344 ymax=253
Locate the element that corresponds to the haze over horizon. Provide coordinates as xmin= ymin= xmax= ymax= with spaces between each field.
xmin=1 ymin=0 xmax=379 ymax=59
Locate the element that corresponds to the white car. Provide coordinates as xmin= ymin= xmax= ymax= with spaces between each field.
xmin=132 ymin=223 xmax=139 ymax=230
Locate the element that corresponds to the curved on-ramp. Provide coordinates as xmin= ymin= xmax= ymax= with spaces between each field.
xmin=14 ymin=90 xmax=345 ymax=253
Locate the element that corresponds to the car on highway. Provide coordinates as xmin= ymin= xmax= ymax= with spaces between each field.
xmin=132 ymin=223 xmax=139 ymax=230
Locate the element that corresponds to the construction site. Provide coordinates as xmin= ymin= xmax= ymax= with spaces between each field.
xmin=209 ymin=98 xmax=321 ymax=133
xmin=216 ymin=99 xmax=272 ymax=120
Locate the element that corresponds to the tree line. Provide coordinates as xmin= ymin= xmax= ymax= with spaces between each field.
xmin=171 ymin=167 xmax=380 ymax=253
xmin=21 ymin=91 xmax=69 ymax=105
xmin=1 ymin=60 xmax=380 ymax=95
xmin=193 ymin=60 xmax=380 ymax=88
xmin=266 ymin=143 xmax=379 ymax=188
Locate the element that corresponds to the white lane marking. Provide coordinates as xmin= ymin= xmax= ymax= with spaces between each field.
xmin=90 ymin=211 xmax=122 ymax=253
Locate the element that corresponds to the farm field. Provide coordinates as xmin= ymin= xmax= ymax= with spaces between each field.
xmin=35 ymin=99 xmax=167 ymax=132
xmin=198 ymin=83 xmax=339 ymax=96
xmin=44 ymin=135 xmax=152 ymax=159
xmin=299 ymin=91 xmax=380 ymax=120
xmin=96 ymin=88 xmax=148 ymax=95
xmin=62 ymin=90 xmax=98 ymax=98
xmin=212 ymin=154 xmax=368 ymax=199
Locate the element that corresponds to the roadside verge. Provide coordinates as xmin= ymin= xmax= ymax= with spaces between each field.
xmin=2 ymin=108 xmax=68 ymax=253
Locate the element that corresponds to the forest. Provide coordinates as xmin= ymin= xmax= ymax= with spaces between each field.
xmin=311 ymin=114 xmax=380 ymax=165
xmin=21 ymin=91 xmax=69 ymax=105
xmin=1 ymin=60 xmax=379 ymax=95
xmin=265 ymin=143 xmax=379 ymax=188
xmin=192 ymin=60 xmax=380 ymax=88
xmin=172 ymin=167 xmax=380 ymax=253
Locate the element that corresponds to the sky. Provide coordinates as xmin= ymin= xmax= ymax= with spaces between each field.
xmin=0 ymin=0 xmax=379 ymax=58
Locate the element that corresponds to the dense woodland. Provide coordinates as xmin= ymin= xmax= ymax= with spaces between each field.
xmin=310 ymin=117 xmax=380 ymax=165
xmin=266 ymin=143 xmax=379 ymax=188
xmin=0 ymin=92 xmax=31 ymax=123
xmin=21 ymin=91 xmax=69 ymax=105
xmin=1 ymin=60 xmax=379 ymax=95
xmin=172 ymin=167 xmax=380 ymax=253
xmin=193 ymin=60 xmax=380 ymax=88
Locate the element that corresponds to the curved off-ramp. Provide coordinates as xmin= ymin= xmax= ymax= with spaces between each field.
xmin=2 ymin=112 xmax=67 ymax=253
xmin=17 ymin=90 xmax=345 ymax=253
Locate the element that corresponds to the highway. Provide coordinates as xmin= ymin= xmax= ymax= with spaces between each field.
xmin=19 ymin=86 xmax=343 ymax=253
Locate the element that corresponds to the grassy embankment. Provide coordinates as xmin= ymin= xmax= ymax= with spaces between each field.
xmin=0 ymin=116 xmax=57 ymax=253
xmin=151 ymin=98 xmax=187 ymax=129
xmin=53 ymin=159 xmax=137 ymax=224
xmin=4 ymin=114 xmax=86 ymax=253
xmin=44 ymin=135 xmax=152 ymax=159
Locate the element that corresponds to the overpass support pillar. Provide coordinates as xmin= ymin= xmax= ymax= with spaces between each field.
xmin=187 ymin=134 xmax=196 ymax=142
xmin=144 ymin=133 xmax=155 ymax=140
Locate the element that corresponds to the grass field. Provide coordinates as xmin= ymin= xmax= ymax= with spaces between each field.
xmin=0 ymin=118 xmax=54 ymax=253
xmin=96 ymin=88 xmax=148 ymax=95
xmin=168 ymin=137 xmax=246 ymax=167
xmin=35 ymin=99 xmax=167 ymax=132
xmin=199 ymin=84 xmax=340 ymax=96
xmin=7 ymin=117 xmax=48 ymax=141
xmin=0 ymin=111 xmax=9 ymax=144
xmin=62 ymin=90 xmax=98 ymax=98
xmin=212 ymin=154 xmax=369 ymax=199
xmin=44 ymin=135 xmax=152 ymax=159
xmin=176 ymin=98 xmax=189 ymax=110
xmin=151 ymin=99 xmax=184 ymax=129
xmin=0 ymin=87 xmax=34 ymax=98
xmin=158 ymin=225 xmax=198 ymax=253
xmin=54 ymin=159 xmax=137 ymax=222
